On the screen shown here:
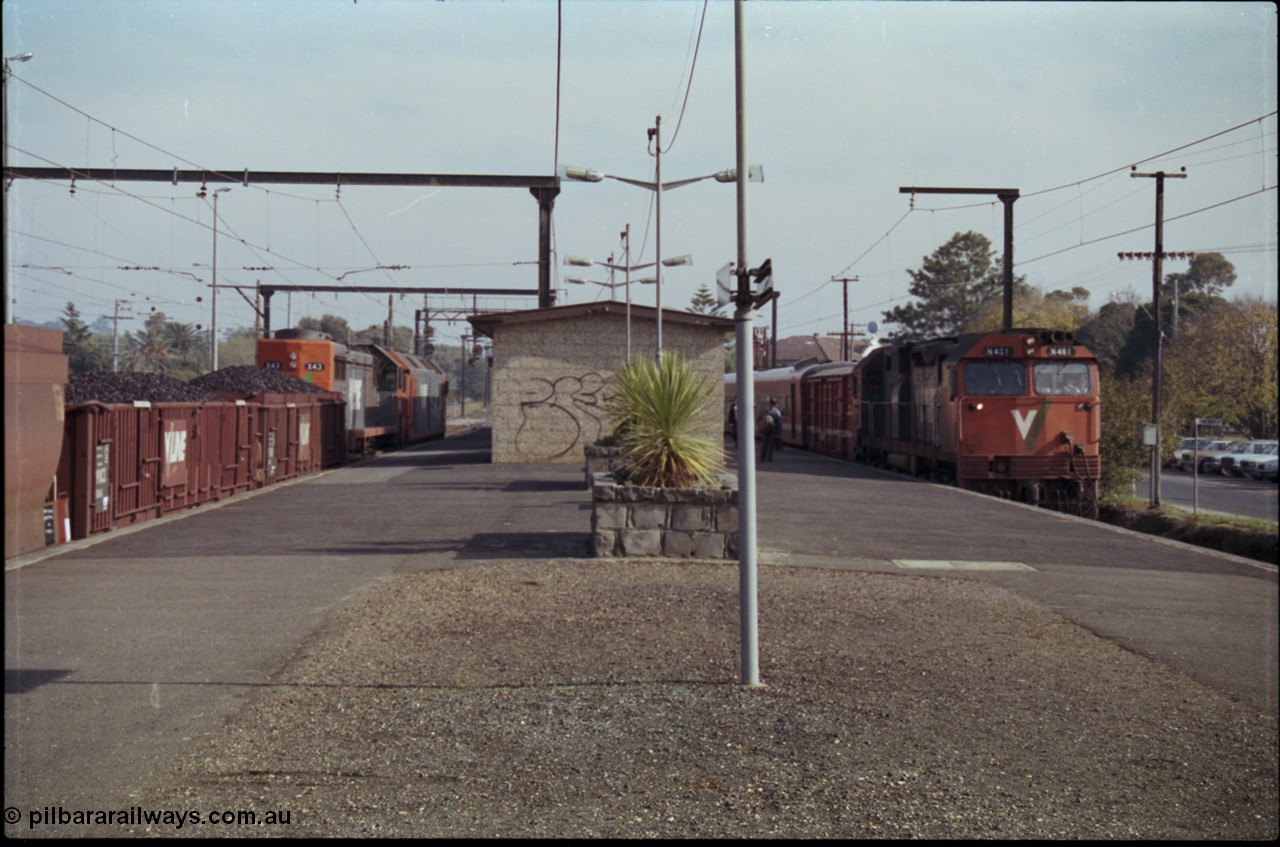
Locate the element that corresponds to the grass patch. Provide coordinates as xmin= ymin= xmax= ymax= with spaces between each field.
xmin=1099 ymin=497 xmax=1278 ymax=565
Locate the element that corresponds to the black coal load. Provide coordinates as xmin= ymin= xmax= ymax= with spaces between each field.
xmin=65 ymin=371 xmax=225 ymax=406
xmin=189 ymin=365 xmax=329 ymax=395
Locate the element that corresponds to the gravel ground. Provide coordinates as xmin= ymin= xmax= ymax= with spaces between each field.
xmin=130 ymin=561 xmax=1276 ymax=839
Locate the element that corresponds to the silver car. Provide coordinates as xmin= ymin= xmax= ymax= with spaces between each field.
xmin=1201 ymin=441 xmax=1253 ymax=476
xmin=1179 ymin=439 xmax=1232 ymax=473
xmin=1239 ymin=442 xmax=1280 ymax=480
xmin=1222 ymin=440 xmax=1278 ymax=477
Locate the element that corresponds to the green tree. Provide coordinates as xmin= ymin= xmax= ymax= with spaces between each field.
xmin=1076 ymin=293 xmax=1139 ymax=374
xmin=123 ymin=324 xmax=176 ymax=374
xmin=1163 ymin=296 xmax=1278 ymax=439
xmin=436 ymin=340 xmax=488 ymax=411
xmin=60 ymin=301 xmax=105 ymax=374
xmin=1115 ymin=291 xmax=1227 ymax=377
xmin=298 ymin=314 xmax=352 ymax=342
xmin=353 ymin=322 xmax=415 ymax=352
xmin=1163 ymin=251 xmax=1236 ymax=297
xmin=1098 ymin=367 xmax=1154 ymax=498
xmin=962 ymin=285 xmax=1090 ymax=334
xmin=218 ymin=326 xmax=259 ymax=369
xmin=689 ymin=283 xmax=723 ymax=316
xmin=166 ymin=321 xmax=200 ymax=358
xmin=883 ymin=231 xmax=1026 ymax=342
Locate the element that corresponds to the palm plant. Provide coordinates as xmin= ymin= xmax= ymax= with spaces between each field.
xmin=605 ymin=352 xmax=724 ymax=488
xmin=124 ymin=325 xmax=176 ymax=374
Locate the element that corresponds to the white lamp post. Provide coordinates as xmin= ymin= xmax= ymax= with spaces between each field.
xmin=565 ymin=250 xmax=691 ymax=363
xmin=204 ymin=186 xmax=232 ymax=371
xmin=561 ymin=157 xmax=761 ymax=358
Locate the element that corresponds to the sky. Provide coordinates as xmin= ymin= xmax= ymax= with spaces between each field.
xmin=3 ymin=0 xmax=1276 ymax=349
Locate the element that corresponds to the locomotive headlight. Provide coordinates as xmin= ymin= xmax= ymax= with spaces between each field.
xmin=967 ymin=401 xmax=984 ymax=411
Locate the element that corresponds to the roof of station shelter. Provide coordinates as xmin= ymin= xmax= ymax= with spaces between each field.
xmin=467 ymin=301 xmax=734 ymax=339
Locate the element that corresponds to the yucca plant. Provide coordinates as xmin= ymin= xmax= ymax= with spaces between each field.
xmin=605 ymin=352 xmax=725 ymax=488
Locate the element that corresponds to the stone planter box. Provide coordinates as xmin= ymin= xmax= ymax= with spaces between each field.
xmin=583 ymin=442 xmax=624 ymax=489
xmin=590 ymin=471 xmax=738 ymax=559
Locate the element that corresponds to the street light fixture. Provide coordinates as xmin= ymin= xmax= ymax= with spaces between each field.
xmin=564 ymin=254 xmax=692 ymax=272
xmin=563 ymin=238 xmax=691 ymax=362
xmin=561 ymin=154 xmax=760 ymax=357
xmin=565 ymin=275 xmax=657 ymax=293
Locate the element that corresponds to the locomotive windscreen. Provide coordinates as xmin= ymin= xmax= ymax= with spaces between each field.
xmin=963 ymin=361 xmax=1026 ymax=396
xmin=1033 ymin=361 xmax=1092 ymax=396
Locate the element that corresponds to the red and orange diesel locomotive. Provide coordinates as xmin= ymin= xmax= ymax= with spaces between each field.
xmin=727 ymin=328 xmax=1101 ymax=513
xmin=256 ymin=329 xmax=447 ymax=452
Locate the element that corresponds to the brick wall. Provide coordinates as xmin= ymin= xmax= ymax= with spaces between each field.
xmin=490 ymin=311 xmax=727 ymax=464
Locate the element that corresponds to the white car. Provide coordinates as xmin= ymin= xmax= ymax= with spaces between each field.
xmin=1179 ymin=440 xmax=1232 ymax=473
xmin=1167 ymin=436 xmax=1202 ymax=469
xmin=1239 ymin=443 xmax=1280 ymax=480
xmin=1222 ymin=440 xmax=1278 ymax=477
xmin=1198 ymin=441 xmax=1253 ymax=476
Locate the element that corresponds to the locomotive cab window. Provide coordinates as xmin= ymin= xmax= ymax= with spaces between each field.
xmin=963 ymin=361 xmax=1026 ymax=396
xmin=1033 ymin=361 xmax=1092 ymax=396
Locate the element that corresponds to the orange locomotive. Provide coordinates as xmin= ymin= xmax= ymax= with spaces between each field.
xmin=857 ymin=329 xmax=1100 ymax=512
xmin=725 ymin=328 xmax=1101 ymax=514
xmin=256 ymin=329 xmax=447 ymax=453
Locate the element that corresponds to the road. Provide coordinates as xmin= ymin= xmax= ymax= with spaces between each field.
xmin=1135 ymin=468 xmax=1279 ymax=523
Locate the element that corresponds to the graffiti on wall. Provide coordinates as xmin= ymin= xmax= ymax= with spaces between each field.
xmin=514 ymin=372 xmax=609 ymax=461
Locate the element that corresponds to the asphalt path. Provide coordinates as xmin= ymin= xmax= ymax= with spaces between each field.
xmin=5 ymin=427 xmax=1277 ymax=830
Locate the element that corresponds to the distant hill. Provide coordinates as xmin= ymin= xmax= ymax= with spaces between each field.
xmin=15 ymin=316 xmax=115 ymax=333
xmin=15 ymin=318 xmax=63 ymax=331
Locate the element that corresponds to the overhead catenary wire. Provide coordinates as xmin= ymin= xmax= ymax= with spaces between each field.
xmin=815 ymin=112 xmax=1277 ymax=329
xmin=7 ymin=72 xmax=556 ymax=330
xmin=11 ymin=147 xmax=526 ymax=330
xmin=661 ymin=0 xmax=710 ymax=154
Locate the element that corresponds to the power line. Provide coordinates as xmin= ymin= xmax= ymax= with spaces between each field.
xmin=662 ymin=0 xmax=710 ymax=153
xmin=1018 ymin=184 xmax=1276 ymax=266
xmin=824 ymin=111 xmax=1277 ymax=299
xmin=1023 ymin=110 xmax=1278 ymax=200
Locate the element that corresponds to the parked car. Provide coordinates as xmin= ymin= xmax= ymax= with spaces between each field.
xmin=1222 ymin=439 xmax=1278 ymax=477
xmin=1167 ymin=436 xmax=1202 ymax=468
xmin=1247 ymin=455 xmax=1278 ymax=483
xmin=1178 ymin=439 xmax=1232 ymax=473
xmin=1239 ymin=443 xmax=1280 ymax=480
xmin=1199 ymin=440 xmax=1253 ymax=476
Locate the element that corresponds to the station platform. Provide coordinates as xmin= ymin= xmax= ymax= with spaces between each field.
xmin=6 ymin=426 xmax=1276 ymax=833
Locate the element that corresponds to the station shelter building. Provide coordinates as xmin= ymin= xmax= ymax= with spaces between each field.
xmin=468 ymin=301 xmax=733 ymax=464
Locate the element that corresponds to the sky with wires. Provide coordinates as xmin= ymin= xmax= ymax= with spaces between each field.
xmin=3 ymin=0 xmax=1276 ymax=348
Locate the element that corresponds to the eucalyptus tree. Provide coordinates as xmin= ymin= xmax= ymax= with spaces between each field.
xmin=883 ymin=231 xmax=1027 ymax=342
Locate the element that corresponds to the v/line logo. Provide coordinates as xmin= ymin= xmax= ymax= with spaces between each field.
xmin=1011 ymin=402 xmax=1052 ymax=449
xmin=1011 ymin=408 xmax=1038 ymax=440
xmin=164 ymin=428 xmax=187 ymax=466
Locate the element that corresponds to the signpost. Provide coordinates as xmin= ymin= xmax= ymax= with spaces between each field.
xmin=1192 ymin=417 xmax=1223 ymax=515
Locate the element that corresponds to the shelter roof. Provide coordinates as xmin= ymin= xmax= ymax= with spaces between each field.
xmin=467 ymin=301 xmax=734 ymax=339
